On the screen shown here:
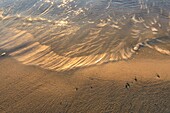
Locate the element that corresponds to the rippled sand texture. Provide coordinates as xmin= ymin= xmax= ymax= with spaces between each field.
xmin=0 ymin=0 xmax=170 ymax=71
xmin=0 ymin=57 xmax=170 ymax=113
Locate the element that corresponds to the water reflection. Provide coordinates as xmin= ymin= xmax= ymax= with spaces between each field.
xmin=0 ymin=0 xmax=170 ymax=71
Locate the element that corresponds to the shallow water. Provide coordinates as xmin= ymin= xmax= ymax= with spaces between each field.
xmin=0 ymin=0 xmax=170 ymax=71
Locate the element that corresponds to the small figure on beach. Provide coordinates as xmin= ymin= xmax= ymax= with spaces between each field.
xmin=156 ymin=73 xmax=160 ymax=78
xmin=125 ymin=83 xmax=130 ymax=89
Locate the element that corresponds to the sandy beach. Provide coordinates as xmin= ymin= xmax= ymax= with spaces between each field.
xmin=0 ymin=0 xmax=170 ymax=113
xmin=0 ymin=48 xmax=170 ymax=113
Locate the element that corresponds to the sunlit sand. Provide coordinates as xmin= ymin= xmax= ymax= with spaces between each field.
xmin=0 ymin=0 xmax=170 ymax=113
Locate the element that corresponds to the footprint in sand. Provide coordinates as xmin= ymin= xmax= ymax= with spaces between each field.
xmin=125 ymin=83 xmax=130 ymax=89
xmin=156 ymin=73 xmax=160 ymax=78
xmin=134 ymin=77 xmax=138 ymax=82
xmin=75 ymin=88 xmax=78 ymax=91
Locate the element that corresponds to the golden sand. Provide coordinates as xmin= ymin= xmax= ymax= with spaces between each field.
xmin=0 ymin=48 xmax=169 ymax=113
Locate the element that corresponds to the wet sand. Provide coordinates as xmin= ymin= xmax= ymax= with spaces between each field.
xmin=0 ymin=49 xmax=170 ymax=113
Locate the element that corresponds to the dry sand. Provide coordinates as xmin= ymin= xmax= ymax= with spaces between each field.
xmin=0 ymin=48 xmax=170 ymax=113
